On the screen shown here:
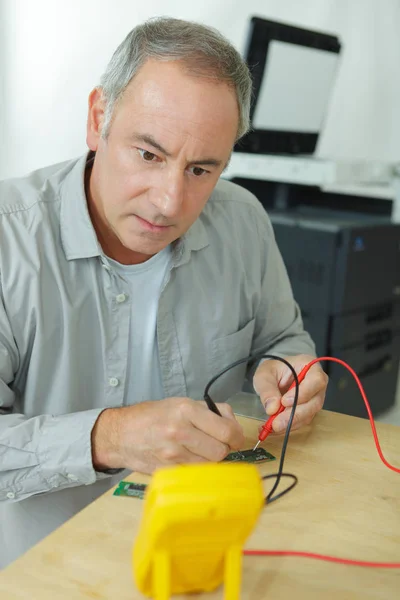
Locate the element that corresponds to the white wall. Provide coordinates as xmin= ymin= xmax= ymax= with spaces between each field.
xmin=0 ymin=0 xmax=399 ymax=179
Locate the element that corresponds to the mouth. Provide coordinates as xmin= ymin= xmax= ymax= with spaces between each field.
xmin=134 ymin=215 xmax=172 ymax=233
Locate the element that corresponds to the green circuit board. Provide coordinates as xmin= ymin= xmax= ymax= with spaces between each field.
xmin=223 ymin=447 xmax=276 ymax=464
xmin=113 ymin=481 xmax=147 ymax=499
xmin=113 ymin=449 xmax=275 ymax=500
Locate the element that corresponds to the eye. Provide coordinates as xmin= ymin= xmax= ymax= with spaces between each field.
xmin=189 ymin=166 xmax=209 ymax=177
xmin=138 ymin=148 xmax=159 ymax=162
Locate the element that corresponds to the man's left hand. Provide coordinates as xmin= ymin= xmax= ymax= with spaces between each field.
xmin=253 ymin=354 xmax=328 ymax=434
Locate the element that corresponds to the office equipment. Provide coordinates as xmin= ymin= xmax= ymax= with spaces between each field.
xmin=237 ymin=16 xmax=341 ymax=156
xmin=267 ymin=201 xmax=400 ymax=417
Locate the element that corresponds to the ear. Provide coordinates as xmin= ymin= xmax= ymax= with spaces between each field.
xmin=86 ymin=87 xmax=106 ymax=152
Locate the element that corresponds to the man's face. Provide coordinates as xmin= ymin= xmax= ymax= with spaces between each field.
xmin=86 ymin=59 xmax=239 ymax=264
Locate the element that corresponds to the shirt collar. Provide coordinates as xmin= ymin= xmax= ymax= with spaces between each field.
xmin=60 ymin=151 xmax=209 ymax=263
xmin=60 ymin=152 xmax=101 ymax=261
xmin=172 ymin=215 xmax=209 ymax=268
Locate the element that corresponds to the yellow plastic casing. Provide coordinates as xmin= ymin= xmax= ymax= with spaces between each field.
xmin=132 ymin=462 xmax=265 ymax=600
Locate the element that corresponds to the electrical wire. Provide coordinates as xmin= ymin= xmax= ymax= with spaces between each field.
xmin=205 ymin=353 xmax=400 ymax=569
xmin=204 ymin=352 xmax=301 ymax=503
xmin=294 ymin=356 xmax=400 ymax=474
xmin=249 ymin=355 xmax=400 ymax=569
xmin=242 ymin=549 xmax=400 ymax=569
xmin=262 ymin=473 xmax=298 ymax=504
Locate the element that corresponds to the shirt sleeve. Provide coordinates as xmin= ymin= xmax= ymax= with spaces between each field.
xmin=0 ymin=295 xmax=109 ymax=503
xmin=247 ymin=204 xmax=316 ymax=379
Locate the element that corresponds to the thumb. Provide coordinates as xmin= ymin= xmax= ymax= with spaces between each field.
xmin=260 ymin=395 xmax=282 ymax=416
xmin=253 ymin=367 xmax=282 ymax=416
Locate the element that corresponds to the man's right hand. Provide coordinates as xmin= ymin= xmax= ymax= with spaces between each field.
xmin=91 ymin=397 xmax=245 ymax=474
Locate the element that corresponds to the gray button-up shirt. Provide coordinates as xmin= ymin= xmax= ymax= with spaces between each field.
xmin=0 ymin=153 xmax=314 ymax=566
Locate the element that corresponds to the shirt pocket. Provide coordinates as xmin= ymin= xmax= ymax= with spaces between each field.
xmin=208 ymin=318 xmax=256 ymax=402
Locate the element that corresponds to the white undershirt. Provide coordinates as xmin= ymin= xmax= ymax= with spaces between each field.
xmin=108 ymin=245 xmax=172 ymax=405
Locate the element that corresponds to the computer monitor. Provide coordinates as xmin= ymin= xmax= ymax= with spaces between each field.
xmin=236 ymin=16 xmax=341 ymax=155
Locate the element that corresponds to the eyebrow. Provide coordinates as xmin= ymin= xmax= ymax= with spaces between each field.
xmin=131 ymin=133 xmax=224 ymax=168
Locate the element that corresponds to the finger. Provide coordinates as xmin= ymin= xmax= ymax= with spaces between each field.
xmin=197 ymin=400 xmax=238 ymax=423
xmin=181 ymin=427 xmax=231 ymax=462
xmin=215 ymin=402 xmax=238 ymax=421
xmin=272 ymin=394 xmax=323 ymax=433
xmin=281 ymin=365 xmax=328 ymax=408
xmin=198 ymin=400 xmax=236 ymax=420
xmin=253 ymin=361 xmax=283 ymax=415
xmin=157 ymin=441 xmax=220 ymax=465
xmin=185 ymin=401 xmax=245 ymax=451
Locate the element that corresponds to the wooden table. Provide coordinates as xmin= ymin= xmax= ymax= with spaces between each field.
xmin=0 ymin=409 xmax=399 ymax=599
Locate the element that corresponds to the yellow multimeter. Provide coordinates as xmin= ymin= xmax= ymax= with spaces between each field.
xmin=133 ymin=462 xmax=265 ymax=600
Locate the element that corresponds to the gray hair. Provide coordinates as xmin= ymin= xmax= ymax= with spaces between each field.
xmin=99 ymin=17 xmax=252 ymax=141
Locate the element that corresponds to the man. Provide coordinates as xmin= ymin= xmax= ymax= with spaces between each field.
xmin=0 ymin=17 xmax=328 ymax=567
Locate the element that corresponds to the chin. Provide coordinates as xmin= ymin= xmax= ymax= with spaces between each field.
xmin=122 ymin=237 xmax=165 ymax=256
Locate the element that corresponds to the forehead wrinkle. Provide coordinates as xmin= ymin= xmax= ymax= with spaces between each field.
xmin=153 ymin=119 xmax=221 ymax=149
xmin=130 ymin=93 xmax=230 ymax=136
xmin=133 ymin=114 xmax=219 ymax=153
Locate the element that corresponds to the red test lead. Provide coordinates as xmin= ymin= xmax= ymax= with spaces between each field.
xmin=253 ymin=363 xmax=311 ymax=450
xmin=254 ymin=356 xmax=400 ymax=475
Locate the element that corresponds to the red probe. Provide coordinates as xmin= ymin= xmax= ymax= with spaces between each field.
xmin=253 ymin=363 xmax=310 ymax=450
xmin=253 ymin=356 xmax=400 ymax=476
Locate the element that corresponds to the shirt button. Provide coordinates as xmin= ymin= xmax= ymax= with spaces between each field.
xmin=109 ymin=377 xmax=119 ymax=387
xmin=67 ymin=474 xmax=78 ymax=481
xmin=116 ymin=293 xmax=127 ymax=303
xmin=6 ymin=492 xmax=15 ymax=499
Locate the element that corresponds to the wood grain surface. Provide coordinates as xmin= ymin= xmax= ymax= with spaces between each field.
xmin=0 ymin=409 xmax=399 ymax=599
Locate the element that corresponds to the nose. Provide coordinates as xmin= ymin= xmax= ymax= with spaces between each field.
xmin=153 ymin=168 xmax=185 ymax=219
